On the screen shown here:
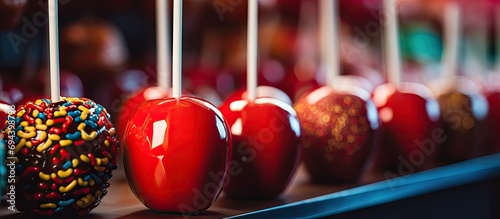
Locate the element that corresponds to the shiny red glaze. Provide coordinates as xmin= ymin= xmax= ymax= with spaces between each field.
xmin=219 ymin=97 xmax=301 ymax=199
xmin=123 ymin=96 xmax=232 ymax=212
xmin=117 ymin=86 xmax=170 ymax=140
xmin=486 ymin=91 xmax=500 ymax=153
xmin=372 ymin=82 xmax=442 ymax=172
xmin=219 ymin=86 xmax=292 ymax=109
xmin=295 ymin=85 xmax=379 ymax=182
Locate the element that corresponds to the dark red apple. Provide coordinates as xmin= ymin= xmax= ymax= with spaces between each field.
xmin=294 ymin=85 xmax=379 ymax=182
xmin=123 ymin=96 xmax=232 ymax=212
xmin=431 ymin=77 xmax=489 ymax=163
xmin=219 ymin=97 xmax=301 ymax=199
xmin=483 ymin=73 xmax=500 ymax=154
xmin=372 ymin=82 xmax=442 ymax=172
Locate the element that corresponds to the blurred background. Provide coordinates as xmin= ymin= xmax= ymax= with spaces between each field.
xmin=0 ymin=0 xmax=499 ymax=123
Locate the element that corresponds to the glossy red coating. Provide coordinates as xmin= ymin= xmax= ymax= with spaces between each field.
xmin=373 ymin=82 xmax=442 ymax=172
xmin=123 ymin=96 xmax=232 ymax=212
xmin=219 ymin=97 xmax=301 ymax=199
xmin=295 ymin=85 xmax=379 ymax=182
xmin=221 ymin=86 xmax=292 ymax=108
xmin=486 ymin=91 xmax=500 ymax=153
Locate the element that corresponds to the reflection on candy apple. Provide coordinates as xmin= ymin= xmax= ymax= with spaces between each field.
xmin=3 ymin=98 xmax=119 ymax=216
xmin=219 ymin=97 xmax=301 ymax=199
xmin=123 ymin=96 xmax=231 ymax=212
xmin=220 ymin=86 xmax=292 ymax=108
xmin=430 ymin=77 xmax=488 ymax=163
xmin=372 ymin=82 xmax=442 ymax=172
xmin=484 ymin=74 xmax=500 ymax=153
xmin=294 ymin=84 xmax=379 ymax=182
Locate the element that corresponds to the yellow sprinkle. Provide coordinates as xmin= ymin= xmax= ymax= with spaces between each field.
xmin=77 ymin=123 xmax=85 ymax=131
xmin=37 ymin=139 xmax=52 ymax=152
xmin=78 ymin=105 xmax=90 ymax=120
xmin=60 ymin=140 xmax=73 ymax=147
xmin=77 ymin=177 xmax=88 ymax=187
xmin=57 ymin=168 xmax=73 ymax=178
xmin=96 ymin=158 xmax=101 ymax=166
xmin=46 ymin=119 xmax=54 ymax=126
xmin=20 ymin=121 xmax=29 ymax=127
xmin=108 ymin=128 xmax=116 ymax=136
xmin=81 ymin=196 xmax=90 ymax=204
xmin=51 ymin=173 xmax=57 ymax=179
xmin=76 ymin=200 xmax=84 ymax=208
xmin=94 ymin=166 xmax=105 ymax=172
xmin=16 ymin=109 xmax=25 ymax=117
xmin=72 ymin=159 xmax=79 ymax=167
xmin=105 ymin=153 xmax=112 ymax=159
xmin=89 ymin=179 xmax=95 ymax=186
xmin=14 ymin=139 xmax=26 ymax=153
xmin=80 ymin=154 xmax=90 ymax=163
xmin=49 ymin=134 xmax=60 ymax=141
xmin=32 ymin=109 xmax=39 ymax=118
xmin=81 ymin=131 xmax=97 ymax=141
xmin=54 ymin=110 xmax=67 ymax=117
xmin=24 ymin=126 xmax=36 ymax=132
xmin=17 ymin=131 xmax=36 ymax=139
xmin=59 ymin=179 xmax=77 ymax=193
xmin=25 ymin=141 xmax=32 ymax=148
xmin=40 ymin=203 xmax=57 ymax=209
xmin=35 ymin=124 xmax=48 ymax=130
xmin=38 ymin=131 xmax=47 ymax=142
xmin=101 ymin=157 xmax=109 ymax=165
xmin=39 ymin=172 xmax=51 ymax=181
xmin=35 ymin=118 xmax=42 ymax=125
xmin=95 ymin=190 xmax=102 ymax=197
xmin=35 ymin=99 xmax=43 ymax=105
xmin=104 ymin=140 xmax=110 ymax=147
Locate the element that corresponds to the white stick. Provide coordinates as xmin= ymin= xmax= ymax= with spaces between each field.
xmin=172 ymin=0 xmax=182 ymax=98
xmin=383 ymin=0 xmax=401 ymax=85
xmin=246 ymin=0 xmax=258 ymax=101
xmin=319 ymin=0 xmax=339 ymax=88
xmin=495 ymin=5 xmax=500 ymax=72
xmin=156 ymin=0 xmax=170 ymax=90
xmin=48 ymin=0 xmax=60 ymax=101
xmin=441 ymin=2 xmax=460 ymax=78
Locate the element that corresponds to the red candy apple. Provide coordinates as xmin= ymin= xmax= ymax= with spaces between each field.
xmin=372 ymin=82 xmax=442 ymax=172
xmin=219 ymin=97 xmax=301 ymax=199
xmin=220 ymin=86 xmax=292 ymax=108
xmin=123 ymin=96 xmax=232 ymax=212
xmin=430 ymin=77 xmax=489 ymax=163
xmin=294 ymin=85 xmax=379 ymax=182
xmin=0 ymin=0 xmax=28 ymax=30
xmin=484 ymin=74 xmax=500 ymax=153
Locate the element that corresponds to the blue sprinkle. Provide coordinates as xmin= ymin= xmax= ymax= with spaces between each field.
xmin=14 ymin=126 xmax=22 ymax=132
xmin=62 ymin=160 xmax=72 ymax=170
xmin=36 ymin=113 xmax=47 ymax=120
xmin=58 ymin=199 xmax=75 ymax=207
xmin=83 ymin=175 xmax=91 ymax=181
xmin=75 ymin=117 xmax=82 ymax=123
xmin=97 ymin=172 xmax=105 ymax=177
xmin=84 ymin=120 xmax=98 ymax=129
xmin=16 ymin=164 xmax=24 ymax=172
xmin=65 ymin=131 xmax=81 ymax=140
xmin=89 ymin=115 xmax=98 ymax=122
xmin=91 ymin=173 xmax=102 ymax=184
xmin=55 ymin=207 xmax=63 ymax=213
xmin=63 ymin=102 xmax=73 ymax=107
xmin=68 ymin=110 xmax=81 ymax=118
xmin=95 ymin=105 xmax=103 ymax=115
xmin=15 ymin=117 xmax=21 ymax=124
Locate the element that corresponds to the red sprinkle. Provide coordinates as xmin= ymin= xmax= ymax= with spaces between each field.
xmin=53 ymin=175 xmax=74 ymax=185
xmin=51 ymin=183 xmax=57 ymax=190
xmin=21 ymin=147 xmax=30 ymax=155
xmin=88 ymin=153 xmax=96 ymax=166
xmin=73 ymin=169 xmax=88 ymax=176
xmin=49 ymin=127 xmax=63 ymax=134
xmin=62 ymin=116 xmax=73 ymax=133
xmin=20 ymin=167 xmax=39 ymax=179
xmin=32 ymin=192 xmax=44 ymax=200
xmin=49 ymin=144 xmax=61 ymax=155
xmin=66 ymin=105 xmax=77 ymax=111
xmin=73 ymin=187 xmax=90 ymax=196
xmin=38 ymin=182 xmax=49 ymax=190
xmin=46 ymin=192 xmax=62 ymax=199
xmin=74 ymin=140 xmax=85 ymax=147
xmin=23 ymin=113 xmax=35 ymax=124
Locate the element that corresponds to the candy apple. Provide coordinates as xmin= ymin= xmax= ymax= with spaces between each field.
xmin=219 ymin=97 xmax=301 ymax=199
xmin=0 ymin=0 xmax=28 ymax=30
xmin=123 ymin=96 xmax=232 ymax=212
xmin=372 ymin=82 xmax=442 ymax=172
xmin=294 ymin=84 xmax=379 ymax=182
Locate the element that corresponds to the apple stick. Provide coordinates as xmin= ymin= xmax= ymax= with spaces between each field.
xmin=48 ymin=0 xmax=60 ymax=101
xmin=383 ymin=0 xmax=401 ymax=86
xmin=319 ymin=0 xmax=340 ymax=88
xmin=246 ymin=0 xmax=258 ymax=101
xmin=156 ymin=0 xmax=170 ymax=90
xmin=441 ymin=2 xmax=460 ymax=78
xmin=172 ymin=0 xmax=182 ymax=98
xmin=495 ymin=5 xmax=500 ymax=72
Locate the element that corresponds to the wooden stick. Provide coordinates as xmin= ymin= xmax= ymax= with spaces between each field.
xmin=156 ymin=0 xmax=170 ymax=90
xmin=48 ymin=0 xmax=60 ymax=100
xmin=246 ymin=0 xmax=258 ymax=101
xmin=172 ymin=0 xmax=182 ymax=98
